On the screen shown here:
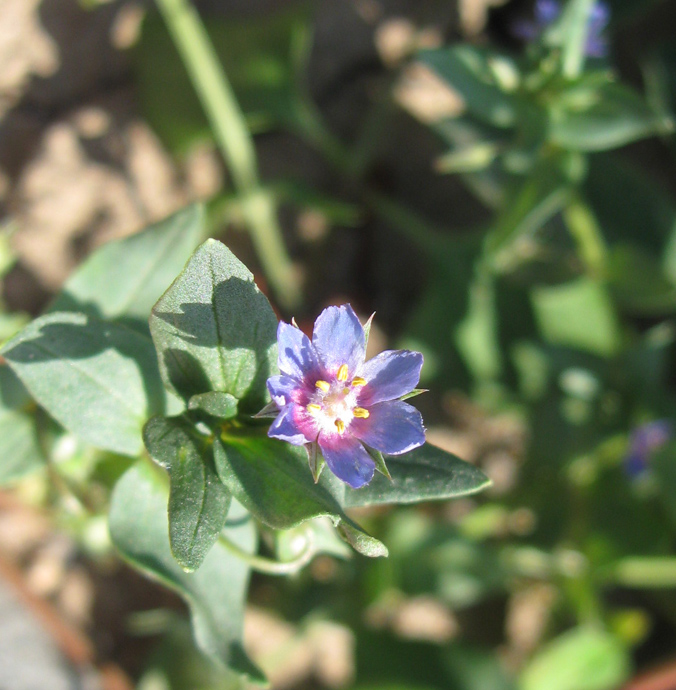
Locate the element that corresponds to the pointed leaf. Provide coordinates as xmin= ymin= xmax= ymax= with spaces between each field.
xmin=549 ymin=82 xmax=671 ymax=152
xmin=2 ymin=312 xmax=166 ymax=456
xmin=50 ymin=205 xmax=204 ymax=328
xmin=343 ymin=443 xmax=490 ymax=508
xmin=144 ymin=416 xmax=231 ymax=572
xmin=109 ymin=461 xmax=265 ymax=683
xmin=213 ymin=436 xmax=388 ymax=557
xmin=419 ymin=45 xmax=518 ymax=128
xmin=149 ymin=240 xmax=278 ymax=413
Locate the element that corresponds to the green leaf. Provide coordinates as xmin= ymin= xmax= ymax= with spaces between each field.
xmin=213 ymin=435 xmax=388 ymax=558
xmin=343 ymin=443 xmax=490 ymax=508
xmin=188 ymin=392 xmax=238 ymax=419
xmin=549 ymin=82 xmax=671 ymax=152
xmin=419 ymin=46 xmax=518 ymax=128
xmin=531 ymin=277 xmax=622 ymax=356
xmin=607 ymin=245 xmax=676 ymax=315
xmin=149 ymin=239 xmax=278 ymax=413
xmin=519 ymin=627 xmax=630 ymax=690
xmin=0 ymin=366 xmax=43 ymax=484
xmin=50 ymin=205 xmax=204 ymax=328
xmin=144 ymin=416 xmax=232 ymax=572
xmin=109 ymin=460 xmax=265 ymax=683
xmin=2 ymin=312 xmax=166 ymax=456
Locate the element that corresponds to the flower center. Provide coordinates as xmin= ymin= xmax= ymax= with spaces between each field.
xmin=306 ymin=364 xmax=369 ymax=434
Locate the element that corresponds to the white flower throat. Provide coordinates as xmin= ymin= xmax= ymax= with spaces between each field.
xmin=306 ymin=364 xmax=369 ymax=434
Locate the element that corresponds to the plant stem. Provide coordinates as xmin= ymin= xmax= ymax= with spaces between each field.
xmin=564 ymin=196 xmax=607 ymax=276
xmin=602 ymin=557 xmax=676 ymax=588
xmin=218 ymin=531 xmax=316 ymax=576
xmin=155 ymin=0 xmax=301 ymax=308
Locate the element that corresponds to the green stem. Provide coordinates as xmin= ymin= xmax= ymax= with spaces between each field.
xmin=601 ymin=557 xmax=676 ymax=588
xmin=154 ymin=0 xmax=301 ymax=308
xmin=218 ymin=531 xmax=316 ymax=576
xmin=564 ymin=196 xmax=607 ymax=276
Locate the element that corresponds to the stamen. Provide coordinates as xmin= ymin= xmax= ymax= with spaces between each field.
xmin=337 ymin=364 xmax=349 ymax=382
xmin=306 ymin=403 xmax=321 ymax=414
xmin=353 ymin=407 xmax=370 ymax=418
xmin=351 ymin=376 xmax=367 ymax=387
xmin=315 ymin=380 xmax=330 ymax=392
xmin=335 ymin=419 xmax=345 ymax=433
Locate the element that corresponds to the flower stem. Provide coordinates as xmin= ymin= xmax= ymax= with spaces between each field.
xmin=154 ymin=0 xmax=301 ymax=308
xmin=218 ymin=531 xmax=316 ymax=576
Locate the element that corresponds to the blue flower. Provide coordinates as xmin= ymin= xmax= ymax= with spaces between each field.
xmin=514 ymin=0 xmax=610 ymax=58
xmin=265 ymin=304 xmax=425 ymax=488
xmin=625 ymin=419 xmax=672 ymax=478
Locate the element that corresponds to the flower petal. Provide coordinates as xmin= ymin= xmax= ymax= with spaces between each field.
xmin=357 ymin=350 xmax=423 ymax=405
xmin=351 ymin=400 xmax=425 ymax=455
xmin=277 ymin=321 xmax=321 ymax=380
xmin=312 ymin=304 xmax=365 ymax=376
xmin=318 ymin=432 xmax=375 ymax=488
xmin=267 ymin=375 xmax=304 ymax=407
xmin=268 ymin=404 xmax=317 ymax=445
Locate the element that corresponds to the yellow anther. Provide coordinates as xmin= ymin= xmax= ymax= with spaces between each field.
xmin=337 ymin=364 xmax=349 ymax=382
xmin=351 ymin=376 xmax=367 ymax=387
xmin=306 ymin=403 xmax=321 ymax=414
xmin=353 ymin=407 xmax=370 ymax=418
xmin=315 ymin=380 xmax=330 ymax=392
xmin=335 ymin=419 xmax=346 ymax=433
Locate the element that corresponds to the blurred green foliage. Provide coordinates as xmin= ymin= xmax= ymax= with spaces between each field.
xmin=3 ymin=0 xmax=676 ymax=688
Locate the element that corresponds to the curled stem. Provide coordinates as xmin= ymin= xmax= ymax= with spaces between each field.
xmin=218 ymin=530 xmax=316 ymax=576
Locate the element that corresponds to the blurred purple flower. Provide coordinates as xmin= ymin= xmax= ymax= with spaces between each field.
xmin=625 ymin=420 xmax=672 ymax=478
xmin=264 ymin=304 xmax=425 ymax=488
xmin=514 ymin=0 xmax=610 ymax=58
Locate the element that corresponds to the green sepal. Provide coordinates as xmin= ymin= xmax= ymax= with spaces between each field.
xmin=399 ymin=388 xmax=428 ymax=401
xmin=307 ymin=442 xmax=326 ymax=483
xmin=365 ymin=446 xmax=393 ymax=481
xmin=362 ymin=312 xmax=375 ymax=348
